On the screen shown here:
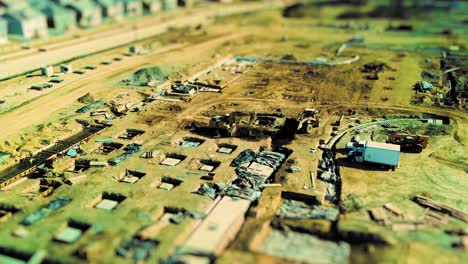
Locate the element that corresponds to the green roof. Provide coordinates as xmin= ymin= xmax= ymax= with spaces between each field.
xmin=66 ymin=0 xmax=97 ymax=11
xmin=5 ymin=8 xmax=44 ymax=21
xmin=97 ymin=0 xmax=120 ymax=6
xmin=41 ymin=3 xmax=73 ymax=16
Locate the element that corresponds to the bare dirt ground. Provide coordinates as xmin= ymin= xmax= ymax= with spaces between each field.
xmin=0 ymin=6 xmax=467 ymax=264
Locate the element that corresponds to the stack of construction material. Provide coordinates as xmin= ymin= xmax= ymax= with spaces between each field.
xmin=414 ymin=195 xmax=468 ymax=222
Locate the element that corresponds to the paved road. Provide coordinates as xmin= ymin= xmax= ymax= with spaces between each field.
xmin=0 ymin=2 xmax=283 ymax=80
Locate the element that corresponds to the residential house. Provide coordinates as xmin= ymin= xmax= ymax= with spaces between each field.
xmin=122 ymin=0 xmax=143 ymax=17
xmin=41 ymin=3 xmax=77 ymax=35
xmin=0 ymin=0 xmax=29 ymax=11
xmin=3 ymin=8 xmax=48 ymax=39
xmin=142 ymin=0 xmax=161 ymax=14
xmin=65 ymin=0 xmax=102 ymax=28
xmin=96 ymin=0 xmax=124 ymax=21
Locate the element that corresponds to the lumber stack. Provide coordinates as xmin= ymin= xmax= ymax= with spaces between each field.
xmin=414 ymin=195 xmax=468 ymax=222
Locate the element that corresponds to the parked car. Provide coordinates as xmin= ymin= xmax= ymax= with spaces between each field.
xmin=73 ymin=69 xmax=86 ymax=74
xmin=31 ymin=83 xmax=53 ymax=90
xmin=49 ymin=78 xmax=64 ymax=83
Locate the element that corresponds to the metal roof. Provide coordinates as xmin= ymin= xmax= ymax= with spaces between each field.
xmin=366 ymin=141 xmax=400 ymax=151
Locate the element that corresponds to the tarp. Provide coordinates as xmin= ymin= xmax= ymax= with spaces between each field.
xmin=76 ymin=99 xmax=105 ymax=113
xmin=227 ymin=150 xmax=286 ymax=201
xmin=230 ymin=149 xmax=256 ymax=167
xmin=421 ymin=71 xmax=440 ymax=80
xmin=21 ymin=197 xmax=72 ymax=226
xmin=109 ymin=143 xmax=142 ymax=166
xmin=276 ymin=199 xmax=339 ymax=221
xmin=168 ymin=210 xmax=207 ymax=224
xmin=194 ymin=183 xmax=225 ymax=200
xmin=116 ymin=237 xmax=158 ymax=261
xmin=260 ymin=229 xmax=350 ymax=264
xmin=221 ymin=184 xmax=261 ymax=201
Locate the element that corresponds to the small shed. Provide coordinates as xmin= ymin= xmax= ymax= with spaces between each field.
xmin=41 ymin=65 xmax=54 ymax=77
xmin=96 ymin=0 xmax=124 ymax=21
xmin=66 ymin=0 xmax=102 ymax=28
xmin=122 ymin=0 xmax=143 ymax=17
xmin=60 ymin=63 xmax=73 ymax=73
xmin=3 ymin=8 xmax=48 ymax=39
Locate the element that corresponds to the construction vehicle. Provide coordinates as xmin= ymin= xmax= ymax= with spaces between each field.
xmin=296 ymin=108 xmax=320 ymax=133
xmin=347 ymin=141 xmax=400 ymax=170
xmin=208 ymin=113 xmax=238 ymax=137
xmin=387 ymin=133 xmax=429 ymax=153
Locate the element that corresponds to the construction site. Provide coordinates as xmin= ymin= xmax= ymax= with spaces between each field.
xmin=0 ymin=0 xmax=467 ymax=263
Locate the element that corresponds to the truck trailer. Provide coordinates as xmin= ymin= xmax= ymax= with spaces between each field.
xmin=347 ymin=141 xmax=400 ymax=170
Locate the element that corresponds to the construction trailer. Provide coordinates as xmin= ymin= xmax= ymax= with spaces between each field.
xmin=387 ymin=133 xmax=429 ymax=153
xmin=347 ymin=141 xmax=400 ymax=170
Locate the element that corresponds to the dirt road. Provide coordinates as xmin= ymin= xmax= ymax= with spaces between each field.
xmin=0 ymin=33 xmax=245 ymax=138
xmin=0 ymin=2 xmax=283 ymax=80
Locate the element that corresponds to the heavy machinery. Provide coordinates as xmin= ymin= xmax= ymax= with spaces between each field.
xmin=208 ymin=113 xmax=238 ymax=137
xmin=296 ymin=108 xmax=320 ymax=133
xmin=387 ymin=133 xmax=429 ymax=153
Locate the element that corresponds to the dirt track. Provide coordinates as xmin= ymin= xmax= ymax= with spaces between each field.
xmin=0 ymin=33 xmax=245 ymax=138
xmin=0 ymin=2 xmax=283 ymax=80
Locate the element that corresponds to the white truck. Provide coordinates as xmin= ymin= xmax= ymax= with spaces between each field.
xmin=347 ymin=140 xmax=400 ymax=170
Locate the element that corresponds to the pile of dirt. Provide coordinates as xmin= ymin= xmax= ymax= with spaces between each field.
xmin=282 ymin=3 xmax=306 ymax=18
xmin=281 ymin=54 xmax=297 ymax=61
xmin=360 ymin=61 xmax=390 ymax=74
xmin=77 ymin=93 xmax=95 ymax=104
xmin=123 ymin=66 xmax=167 ymax=87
